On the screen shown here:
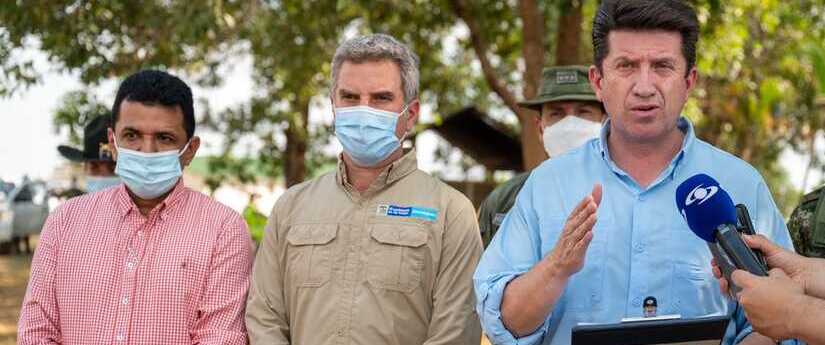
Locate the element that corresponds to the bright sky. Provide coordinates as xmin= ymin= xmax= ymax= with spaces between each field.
xmin=0 ymin=49 xmax=822 ymax=195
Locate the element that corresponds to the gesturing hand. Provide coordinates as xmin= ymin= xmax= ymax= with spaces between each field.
xmin=546 ymin=184 xmax=602 ymax=278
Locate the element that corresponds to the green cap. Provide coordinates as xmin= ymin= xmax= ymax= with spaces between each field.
xmin=519 ymin=65 xmax=599 ymax=111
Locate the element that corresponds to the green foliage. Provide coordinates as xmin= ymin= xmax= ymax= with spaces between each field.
xmin=243 ymin=204 xmax=267 ymax=244
xmin=0 ymin=1 xmax=251 ymax=92
xmin=2 ymin=0 xmax=823 ymax=215
xmin=685 ymin=0 xmax=825 ymax=215
xmin=52 ymin=90 xmax=109 ymax=145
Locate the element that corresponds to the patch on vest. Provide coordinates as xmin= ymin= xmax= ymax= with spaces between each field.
xmin=493 ymin=213 xmax=507 ymax=226
xmin=376 ymin=204 xmax=439 ymax=222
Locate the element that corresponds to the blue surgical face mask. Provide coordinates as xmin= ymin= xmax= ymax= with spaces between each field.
xmin=114 ymin=139 xmax=190 ymax=199
xmin=334 ymin=105 xmax=408 ymax=167
xmin=85 ymin=176 xmax=121 ymax=193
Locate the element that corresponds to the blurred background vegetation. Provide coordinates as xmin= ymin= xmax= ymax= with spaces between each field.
xmin=1 ymin=0 xmax=823 ymax=216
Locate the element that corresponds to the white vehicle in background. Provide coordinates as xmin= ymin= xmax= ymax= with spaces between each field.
xmin=0 ymin=179 xmax=50 ymax=254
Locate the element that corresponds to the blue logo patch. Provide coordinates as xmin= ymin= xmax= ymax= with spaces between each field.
xmin=377 ymin=204 xmax=438 ymax=222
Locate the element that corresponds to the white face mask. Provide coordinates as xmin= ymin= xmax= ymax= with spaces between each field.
xmin=542 ymin=115 xmax=603 ymax=158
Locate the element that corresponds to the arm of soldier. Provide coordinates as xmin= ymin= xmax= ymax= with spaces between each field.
xmin=500 ymin=184 xmax=601 ymax=337
xmin=477 ymin=192 xmax=496 ymax=247
xmin=423 ymin=196 xmax=483 ymax=345
xmin=17 ymin=209 xmax=63 ymax=344
xmin=245 ymin=199 xmax=291 ymax=345
xmin=191 ymin=214 xmax=255 ymax=345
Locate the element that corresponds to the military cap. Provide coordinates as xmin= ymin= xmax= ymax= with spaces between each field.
xmin=519 ymin=65 xmax=599 ymax=111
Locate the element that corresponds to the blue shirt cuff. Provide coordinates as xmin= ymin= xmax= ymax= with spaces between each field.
xmin=733 ymin=324 xmax=753 ymax=344
xmin=478 ymin=274 xmax=551 ymax=345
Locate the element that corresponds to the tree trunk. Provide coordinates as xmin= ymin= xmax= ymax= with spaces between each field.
xmin=518 ymin=0 xmax=548 ymax=170
xmin=284 ymin=97 xmax=309 ymax=187
xmin=518 ymin=115 xmax=546 ymax=168
xmin=555 ymin=0 xmax=583 ymax=65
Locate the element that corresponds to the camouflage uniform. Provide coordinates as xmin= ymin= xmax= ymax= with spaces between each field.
xmin=478 ymin=173 xmax=529 ymax=247
xmin=477 ymin=66 xmax=600 ymax=248
xmin=788 ymin=185 xmax=825 ymax=258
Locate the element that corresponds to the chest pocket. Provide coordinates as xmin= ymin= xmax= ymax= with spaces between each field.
xmin=286 ymin=224 xmax=338 ymax=287
xmin=669 ymin=235 xmax=724 ymax=316
xmin=148 ymin=238 xmax=210 ymax=322
xmin=366 ymin=223 xmax=429 ymax=293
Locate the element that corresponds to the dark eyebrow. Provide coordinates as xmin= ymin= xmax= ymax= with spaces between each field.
xmin=370 ymin=91 xmax=395 ymax=99
xmin=121 ymin=127 xmax=178 ymax=138
xmin=154 ymin=131 xmax=178 ymax=138
xmin=613 ymin=56 xmax=638 ymax=65
xmin=652 ymin=57 xmax=677 ymax=65
xmin=338 ymin=89 xmax=358 ymax=97
xmin=121 ymin=126 xmax=140 ymax=134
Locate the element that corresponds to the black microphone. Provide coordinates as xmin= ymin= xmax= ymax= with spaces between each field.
xmin=675 ymin=174 xmax=767 ymax=277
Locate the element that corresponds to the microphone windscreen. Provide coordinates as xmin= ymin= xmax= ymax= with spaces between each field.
xmin=675 ymin=173 xmax=737 ymax=243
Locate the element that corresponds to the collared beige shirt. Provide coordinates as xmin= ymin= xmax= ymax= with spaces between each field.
xmin=246 ymin=149 xmax=482 ymax=345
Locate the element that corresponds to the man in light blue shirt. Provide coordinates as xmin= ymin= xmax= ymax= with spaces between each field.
xmin=473 ymin=1 xmax=795 ymax=344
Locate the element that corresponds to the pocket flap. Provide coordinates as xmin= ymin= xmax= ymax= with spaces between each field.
xmin=287 ymin=224 xmax=338 ymax=246
xmin=370 ymin=224 xmax=428 ymax=247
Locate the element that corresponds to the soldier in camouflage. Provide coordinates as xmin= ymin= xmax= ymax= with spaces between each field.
xmin=788 ymin=184 xmax=825 ymax=258
xmin=478 ymin=66 xmax=606 ymax=247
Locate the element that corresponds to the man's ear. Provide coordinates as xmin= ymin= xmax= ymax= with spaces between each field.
xmin=589 ymin=65 xmax=604 ymax=102
xmin=108 ymin=128 xmax=118 ymax=161
xmin=180 ymin=136 xmax=200 ymax=167
xmin=685 ymin=66 xmax=698 ymax=92
xmin=404 ymin=99 xmax=420 ymax=132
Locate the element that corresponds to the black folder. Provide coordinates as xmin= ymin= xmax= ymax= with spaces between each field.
xmin=571 ymin=315 xmax=729 ymax=345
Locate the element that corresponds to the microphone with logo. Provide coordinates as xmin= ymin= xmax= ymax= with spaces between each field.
xmin=675 ymin=174 xmax=768 ymax=287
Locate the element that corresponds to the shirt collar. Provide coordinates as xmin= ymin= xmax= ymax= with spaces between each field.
xmin=336 ymin=148 xmax=419 ymax=197
xmin=115 ymin=178 xmax=188 ymax=219
xmin=597 ymin=116 xmax=695 ymax=188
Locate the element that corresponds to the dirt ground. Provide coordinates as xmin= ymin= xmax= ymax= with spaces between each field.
xmin=0 ymin=253 xmax=31 ymax=345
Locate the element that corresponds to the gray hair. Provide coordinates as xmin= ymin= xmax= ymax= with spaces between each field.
xmin=331 ymin=33 xmax=420 ymax=103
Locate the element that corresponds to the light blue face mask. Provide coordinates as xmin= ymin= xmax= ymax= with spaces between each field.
xmin=334 ymin=105 xmax=408 ymax=167
xmin=85 ymin=176 xmax=121 ymax=193
xmin=114 ymin=139 xmax=190 ymax=199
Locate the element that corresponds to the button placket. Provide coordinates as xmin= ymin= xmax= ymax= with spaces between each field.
xmin=627 ymin=200 xmax=647 ymax=315
xmin=115 ymin=219 xmax=148 ymax=343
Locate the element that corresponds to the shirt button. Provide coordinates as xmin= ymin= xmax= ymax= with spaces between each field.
xmin=126 ymin=262 xmax=135 ymax=271
xmin=121 ymin=297 xmax=129 ymax=305
xmin=337 ymin=329 xmax=345 ymax=336
xmin=116 ymin=334 xmax=124 ymax=341
xmin=634 ymin=243 xmax=644 ymax=253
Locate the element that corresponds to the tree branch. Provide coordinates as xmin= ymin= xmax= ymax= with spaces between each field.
xmin=450 ymin=0 xmax=521 ymax=116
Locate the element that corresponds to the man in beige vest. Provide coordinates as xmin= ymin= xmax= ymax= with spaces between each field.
xmin=245 ymin=33 xmax=483 ymax=345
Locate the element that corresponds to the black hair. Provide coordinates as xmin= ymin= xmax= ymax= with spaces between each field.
xmin=111 ymin=70 xmax=195 ymax=139
xmin=592 ymin=0 xmax=699 ymax=76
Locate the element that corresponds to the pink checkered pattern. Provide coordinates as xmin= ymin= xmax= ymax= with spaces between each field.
xmin=18 ymin=182 xmax=254 ymax=345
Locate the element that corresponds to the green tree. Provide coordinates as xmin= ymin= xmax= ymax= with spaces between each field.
xmin=686 ymin=0 xmax=825 ymax=214
xmin=52 ymin=91 xmax=110 ymax=145
xmin=2 ymin=0 xmax=822 ymax=215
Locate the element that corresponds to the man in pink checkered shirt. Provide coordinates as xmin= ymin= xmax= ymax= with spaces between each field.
xmin=18 ymin=70 xmax=254 ymax=344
